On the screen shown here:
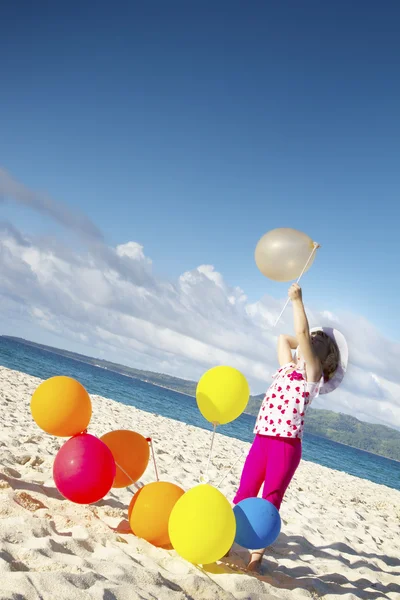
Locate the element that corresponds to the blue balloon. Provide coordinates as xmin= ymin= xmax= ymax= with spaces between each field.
xmin=233 ymin=498 xmax=281 ymax=549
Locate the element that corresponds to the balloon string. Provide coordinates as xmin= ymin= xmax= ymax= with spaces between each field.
xmin=146 ymin=437 xmax=159 ymax=482
xmin=200 ymin=422 xmax=218 ymax=484
xmin=274 ymin=242 xmax=320 ymax=328
xmin=216 ymin=448 xmax=245 ymax=489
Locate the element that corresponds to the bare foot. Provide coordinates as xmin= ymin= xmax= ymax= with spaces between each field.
xmin=246 ymin=550 xmax=264 ymax=572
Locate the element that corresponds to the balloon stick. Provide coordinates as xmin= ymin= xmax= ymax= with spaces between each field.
xmin=114 ymin=461 xmax=142 ymax=491
xmin=114 ymin=439 xmax=159 ymax=490
xmin=273 ymin=242 xmax=320 ymax=328
xmin=146 ymin=437 xmax=159 ymax=482
xmin=216 ymin=448 xmax=245 ymax=489
xmin=199 ymin=422 xmax=218 ymax=484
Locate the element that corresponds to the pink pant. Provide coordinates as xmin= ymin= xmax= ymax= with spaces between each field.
xmin=233 ymin=434 xmax=302 ymax=510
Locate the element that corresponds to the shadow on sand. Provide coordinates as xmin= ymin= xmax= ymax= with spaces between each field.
xmin=0 ymin=472 xmax=128 ymax=510
xmin=219 ymin=532 xmax=399 ymax=600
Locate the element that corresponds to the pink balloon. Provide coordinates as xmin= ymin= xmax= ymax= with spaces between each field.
xmin=53 ymin=433 xmax=116 ymax=504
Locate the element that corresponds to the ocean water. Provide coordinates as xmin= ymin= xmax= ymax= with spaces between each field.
xmin=0 ymin=336 xmax=399 ymax=493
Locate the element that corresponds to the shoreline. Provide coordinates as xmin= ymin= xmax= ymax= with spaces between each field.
xmin=2 ymin=336 xmax=399 ymax=464
xmin=2 ymin=344 xmax=400 ymax=469
xmin=4 ymin=356 xmax=400 ymax=466
xmin=1 ymin=364 xmax=399 ymax=493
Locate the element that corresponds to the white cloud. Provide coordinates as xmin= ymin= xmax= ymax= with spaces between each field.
xmin=1 ymin=222 xmax=400 ymax=431
xmin=116 ymin=241 xmax=152 ymax=267
xmin=1 ymin=168 xmax=400 ymax=430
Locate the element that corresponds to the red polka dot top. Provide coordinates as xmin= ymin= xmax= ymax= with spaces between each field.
xmin=254 ymin=359 xmax=323 ymax=439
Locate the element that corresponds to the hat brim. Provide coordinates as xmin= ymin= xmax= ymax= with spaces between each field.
xmin=294 ymin=327 xmax=348 ymax=394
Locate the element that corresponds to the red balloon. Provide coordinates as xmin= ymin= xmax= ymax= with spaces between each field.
xmin=53 ymin=433 xmax=116 ymax=504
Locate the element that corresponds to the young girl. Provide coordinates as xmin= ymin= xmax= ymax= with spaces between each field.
xmin=232 ymin=282 xmax=348 ymax=571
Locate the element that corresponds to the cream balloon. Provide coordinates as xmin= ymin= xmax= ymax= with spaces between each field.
xmin=255 ymin=228 xmax=316 ymax=282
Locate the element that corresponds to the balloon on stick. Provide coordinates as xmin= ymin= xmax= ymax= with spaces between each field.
xmin=31 ymin=376 xmax=92 ymax=437
xmin=53 ymin=433 xmax=116 ymax=504
xmin=168 ymin=484 xmax=236 ymax=564
xmin=129 ymin=481 xmax=185 ymax=547
xmin=255 ymin=228 xmax=317 ymax=282
xmin=196 ymin=366 xmax=249 ymax=426
xmin=254 ymin=227 xmax=320 ymax=326
xmin=100 ymin=430 xmax=150 ymax=488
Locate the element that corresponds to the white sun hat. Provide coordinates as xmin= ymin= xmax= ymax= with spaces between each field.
xmin=310 ymin=326 xmax=348 ymax=394
xmin=295 ymin=326 xmax=348 ymax=394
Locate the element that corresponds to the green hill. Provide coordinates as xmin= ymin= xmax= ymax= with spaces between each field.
xmin=3 ymin=336 xmax=400 ymax=461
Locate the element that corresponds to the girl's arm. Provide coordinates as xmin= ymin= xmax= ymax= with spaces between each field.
xmin=288 ymin=284 xmax=321 ymax=382
xmin=284 ymin=335 xmax=298 ymax=349
xmin=277 ymin=335 xmax=294 ymax=366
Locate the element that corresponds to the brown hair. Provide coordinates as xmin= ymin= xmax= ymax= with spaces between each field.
xmin=312 ymin=331 xmax=340 ymax=383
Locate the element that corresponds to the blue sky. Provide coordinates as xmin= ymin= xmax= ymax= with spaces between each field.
xmin=1 ymin=1 xmax=400 ymax=354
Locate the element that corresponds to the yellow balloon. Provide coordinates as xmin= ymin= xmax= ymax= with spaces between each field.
xmin=168 ymin=484 xmax=236 ymax=564
xmin=196 ymin=366 xmax=249 ymax=425
xmin=255 ymin=227 xmax=316 ymax=282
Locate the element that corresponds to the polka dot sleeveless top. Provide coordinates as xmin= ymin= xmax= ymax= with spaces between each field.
xmin=254 ymin=359 xmax=323 ymax=439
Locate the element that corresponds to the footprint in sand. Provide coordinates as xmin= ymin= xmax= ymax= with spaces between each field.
xmin=14 ymin=455 xmax=32 ymax=466
xmin=3 ymin=467 xmax=21 ymax=479
xmin=13 ymin=455 xmax=45 ymax=468
xmin=23 ymin=435 xmax=44 ymax=444
xmin=13 ymin=491 xmax=48 ymax=512
xmin=159 ymin=557 xmax=193 ymax=576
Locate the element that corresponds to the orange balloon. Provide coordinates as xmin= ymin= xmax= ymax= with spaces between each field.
xmin=30 ymin=376 xmax=92 ymax=437
xmin=129 ymin=481 xmax=185 ymax=547
xmin=100 ymin=430 xmax=150 ymax=488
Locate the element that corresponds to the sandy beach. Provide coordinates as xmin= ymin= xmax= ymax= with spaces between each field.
xmin=0 ymin=365 xmax=399 ymax=600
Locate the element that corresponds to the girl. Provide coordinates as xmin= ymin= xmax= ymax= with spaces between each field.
xmin=232 ymin=282 xmax=347 ymax=571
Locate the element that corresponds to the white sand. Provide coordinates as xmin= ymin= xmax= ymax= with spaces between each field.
xmin=0 ymin=365 xmax=399 ymax=600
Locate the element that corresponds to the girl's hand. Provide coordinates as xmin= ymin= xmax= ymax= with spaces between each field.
xmin=288 ymin=283 xmax=303 ymax=301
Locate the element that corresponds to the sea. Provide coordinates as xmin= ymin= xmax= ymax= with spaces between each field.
xmin=0 ymin=336 xmax=399 ymax=493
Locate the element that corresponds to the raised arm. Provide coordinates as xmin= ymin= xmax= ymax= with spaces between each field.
xmin=277 ymin=334 xmax=299 ymax=366
xmin=277 ymin=335 xmax=293 ymax=366
xmin=288 ymin=284 xmax=322 ymax=382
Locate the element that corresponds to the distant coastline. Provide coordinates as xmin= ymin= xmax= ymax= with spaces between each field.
xmin=4 ymin=337 xmax=196 ymax=400
xmin=2 ymin=335 xmax=400 ymax=462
